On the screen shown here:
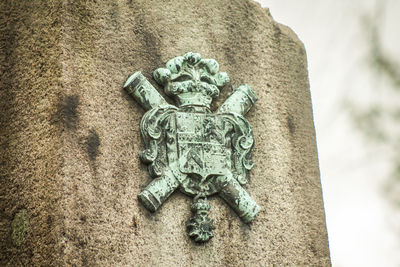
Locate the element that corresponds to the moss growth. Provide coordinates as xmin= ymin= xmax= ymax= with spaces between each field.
xmin=11 ymin=209 xmax=29 ymax=247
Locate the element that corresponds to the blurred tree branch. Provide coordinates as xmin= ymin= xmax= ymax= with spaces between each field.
xmin=363 ymin=4 xmax=400 ymax=88
xmin=348 ymin=0 xmax=400 ymax=206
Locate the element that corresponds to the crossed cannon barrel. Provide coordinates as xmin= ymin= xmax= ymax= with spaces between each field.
xmin=124 ymin=72 xmax=260 ymax=223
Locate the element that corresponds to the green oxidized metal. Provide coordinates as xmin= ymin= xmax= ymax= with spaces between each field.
xmin=124 ymin=52 xmax=260 ymax=242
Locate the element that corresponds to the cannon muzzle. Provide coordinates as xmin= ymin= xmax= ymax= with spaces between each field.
xmin=124 ymin=71 xmax=169 ymax=111
xmin=138 ymin=172 xmax=180 ymax=212
xmin=217 ymin=84 xmax=258 ymax=116
xmin=217 ymin=173 xmax=260 ymax=223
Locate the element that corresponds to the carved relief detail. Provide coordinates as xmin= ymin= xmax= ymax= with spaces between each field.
xmin=124 ymin=52 xmax=259 ymax=242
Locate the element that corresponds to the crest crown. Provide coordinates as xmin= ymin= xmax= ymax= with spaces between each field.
xmin=153 ymin=52 xmax=230 ymax=108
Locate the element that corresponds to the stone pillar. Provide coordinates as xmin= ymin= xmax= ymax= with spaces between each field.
xmin=0 ymin=0 xmax=330 ymax=266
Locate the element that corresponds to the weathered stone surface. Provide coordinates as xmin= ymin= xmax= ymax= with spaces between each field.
xmin=0 ymin=0 xmax=330 ymax=266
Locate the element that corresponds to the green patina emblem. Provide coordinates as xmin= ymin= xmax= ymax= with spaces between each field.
xmin=124 ymin=52 xmax=259 ymax=242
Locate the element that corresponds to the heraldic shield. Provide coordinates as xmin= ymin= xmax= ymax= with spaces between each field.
xmin=176 ymin=112 xmax=230 ymax=178
xmin=123 ymin=52 xmax=260 ymax=242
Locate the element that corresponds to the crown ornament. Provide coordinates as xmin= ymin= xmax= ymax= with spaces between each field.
xmin=153 ymin=52 xmax=230 ymax=108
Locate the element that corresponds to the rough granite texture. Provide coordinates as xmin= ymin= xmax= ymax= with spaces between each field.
xmin=0 ymin=0 xmax=330 ymax=266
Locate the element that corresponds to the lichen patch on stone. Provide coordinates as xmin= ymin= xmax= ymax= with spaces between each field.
xmin=11 ymin=209 xmax=29 ymax=247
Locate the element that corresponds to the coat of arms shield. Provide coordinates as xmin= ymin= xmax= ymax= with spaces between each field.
xmin=175 ymin=112 xmax=230 ymax=178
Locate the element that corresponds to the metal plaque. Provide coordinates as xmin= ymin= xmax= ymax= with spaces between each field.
xmin=123 ymin=52 xmax=260 ymax=242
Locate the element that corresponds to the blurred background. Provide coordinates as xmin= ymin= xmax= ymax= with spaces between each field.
xmin=256 ymin=1 xmax=400 ymax=266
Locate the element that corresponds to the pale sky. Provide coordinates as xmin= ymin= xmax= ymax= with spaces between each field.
xmin=256 ymin=1 xmax=400 ymax=266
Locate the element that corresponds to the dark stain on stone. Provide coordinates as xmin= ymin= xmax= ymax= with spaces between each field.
xmin=240 ymin=221 xmax=251 ymax=233
xmin=142 ymin=31 xmax=162 ymax=73
xmin=1 ymin=20 xmax=17 ymax=129
xmin=59 ymin=95 xmax=79 ymax=130
xmin=47 ymin=215 xmax=53 ymax=230
xmin=80 ymin=215 xmax=87 ymax=223
xmin=299 ymin=46 xmax=305 ymax=55
xmin=132 ymin=215 xmax=138 ymax=234
xmin=87 ymin=129 xmax=100 ymax=161
xmin=78 ymin=239 xmax=87 ymax=248
xmin=223 ymin=1 xmax=255 ymax=69
xmin=273 ymin=23 xmax=282 ymax=40
xmin=130 ymin=2 xmax=162 ymax=74
xmin=66 ymin=3 xmax=96 ymax=52
xmin=81 ymin=255 xmax=89 ymax=267
xmin=109 ymin=2 xmax=120 ymax=30
xmin=309 ymin=241 xmax=318 ymax=256
xmin=287 ymin=114 xmax=295 ymax=135
xmin=227 ymin=217 xmax=233 ymax=229
xmin=132 ymin=217 xmax=137 ymax=228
